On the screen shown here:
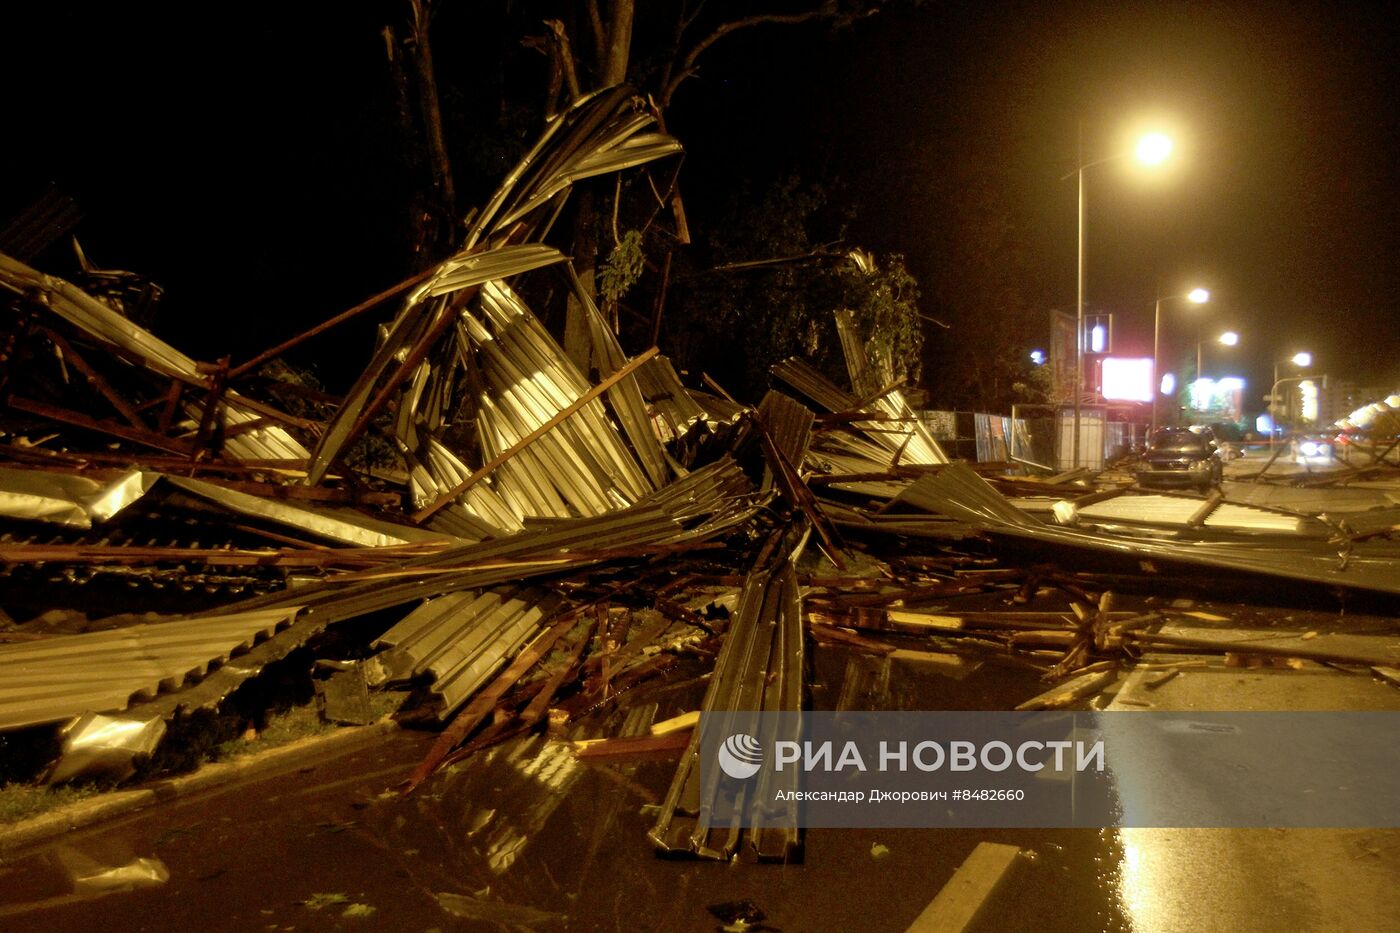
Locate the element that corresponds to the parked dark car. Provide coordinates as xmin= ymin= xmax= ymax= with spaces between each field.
xmin=1135 ymin=428 xmax=1223 ymax=492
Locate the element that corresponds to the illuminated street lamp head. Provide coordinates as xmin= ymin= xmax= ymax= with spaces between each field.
xmin=1218 ymin=331 xmax=1239 ymax=346
xmin=1135 ymin=132 xmax=1174 ymax=166
xmin=1292 ymin=351 xmax=1312 ymax=367
xmin=1187 ymin=288 xmax=1210 ymax=304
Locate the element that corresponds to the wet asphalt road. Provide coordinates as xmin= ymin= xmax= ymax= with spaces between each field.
xmin=4 ymin=621 xmax=1399 ymax=931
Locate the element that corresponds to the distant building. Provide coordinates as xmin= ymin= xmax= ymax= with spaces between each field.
xmin=1321 ymin=381 xmax=1390 ymax=425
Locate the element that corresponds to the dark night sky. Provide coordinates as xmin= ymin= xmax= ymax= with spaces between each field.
xmin=6 ymin=1 xmax=1397 ymax=409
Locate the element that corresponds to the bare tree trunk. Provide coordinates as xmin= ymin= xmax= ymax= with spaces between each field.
xmin=564 ymin=2 xmax=631 ymax=369
xmin=602 ymin=0 xmax=634 ymax=86
xmin=406 ymin=0 xmax=455 ymax=257
xmin=381 ymin=25 xmax=435 ymax=272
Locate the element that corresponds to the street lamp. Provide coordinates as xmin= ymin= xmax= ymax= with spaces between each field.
xmin=1150 ymin=287 xmax=1209 ymax=435
xmin=1191 ymin=330 xmax=1240 ymax=416
xmin=1072 ymin=129 xmax=1178 ymax=467
xmin=1197 ymin=330 xmax=1239 ymax=384
xmin=1270 ymin=351 xmax=1312 ymax=446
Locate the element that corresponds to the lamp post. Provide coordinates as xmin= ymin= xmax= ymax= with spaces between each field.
xmin=1071 ymin=131 xmax=1175 ymax=468
xmin=1150 ymin=287 xmax=1210 ymax=435
xmin=1270 ymin=351 xmax=1312 ymax=448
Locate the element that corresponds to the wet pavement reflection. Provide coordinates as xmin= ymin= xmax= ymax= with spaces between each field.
xmin=4 ymin=645 xmax=1398 ymax=931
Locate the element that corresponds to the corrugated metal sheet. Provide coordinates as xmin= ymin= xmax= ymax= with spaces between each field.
xmin=0 ymin=251 xmax=310 ymax=464
xmin=758 ymin=392 xmax=815 ymax=467
xmin=0 ymin=607 xmax=299 ymax=730
xmin=306 ymin=89 xmax=682 ymax=515
xmin=80 ymin=458 xmax=757 ymax=733
xmin=373 ymin=587 xmax=561 ymax=719
xmin=164 ymin=474 xmax=455 ymax=548
xmin=633 ymin=355 xmax=709 ymax=441
xmin=901 ymin=462 xmax=1400 ymax=596
xmin=1009 ymin=493 xmax=1314 ymax=535
xmin=0 ymin=467 xmax=155 ymax=528
xmin=651 ymin=527 xmax=807 ymax=861
xmin=771 ymin=356 xmax=947 ymax=467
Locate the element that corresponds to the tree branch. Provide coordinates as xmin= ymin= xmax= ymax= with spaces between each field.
xmin=661 ymin=5 xmax=836 ymax=107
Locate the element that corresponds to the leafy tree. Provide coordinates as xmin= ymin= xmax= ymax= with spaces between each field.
xmin=661 ymin=176 xmax=923 ymax=399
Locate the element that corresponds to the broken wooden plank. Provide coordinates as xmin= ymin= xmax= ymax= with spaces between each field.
xmin=8 ymin=395 xmax=193 ymax=456
xmin=905 ymin=842 xmax=1023 ymax=933
xmin=1014 ymin=665 xmax=1119 ymax=711
xmin=228 ymin=267 xmax=437 ymax=380
xmin=1187 ymin=490 xmax=1225 ymax=527
xmin=1371 ymin=667 xmax=1400 ymax=690
xmin=403 ymin=610 xmax=581 ymax=792
xmin=572 ymin=730 xmax=692 ymax=759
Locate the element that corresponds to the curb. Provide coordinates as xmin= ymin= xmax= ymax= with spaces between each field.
xmin=0 ymin=717 xmax=400 ymax=853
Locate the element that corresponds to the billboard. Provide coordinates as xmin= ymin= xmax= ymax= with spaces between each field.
xmin=1100 ymin=357 xmax=1153 ymax=403
xmin=1049 ymin=311 xmax=1078 ymax=404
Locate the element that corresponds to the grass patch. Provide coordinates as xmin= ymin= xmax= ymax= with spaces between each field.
xmin=214 ymin=704 xmax=335 ymax=761
xmin=214 ymin=691 xmax=405 ymax=761
xmin=1 ymin=691 xmax=408 ymax=829
xmin=0 ymin=782 xmax=99 ymax=825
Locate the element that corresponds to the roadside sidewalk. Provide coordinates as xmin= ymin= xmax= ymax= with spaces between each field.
xmin=0 ymin=717 xmax=399 ymax=853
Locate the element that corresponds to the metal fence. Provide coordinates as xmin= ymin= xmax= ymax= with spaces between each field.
xmin=924 ymin=407 xmax=1145 ymax=472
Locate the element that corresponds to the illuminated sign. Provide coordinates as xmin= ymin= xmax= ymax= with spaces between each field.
xmin=1084 ymin=314 xmax=1112 ymax=354
xmin=1101 ymin=357 xmax=1153 ymax=403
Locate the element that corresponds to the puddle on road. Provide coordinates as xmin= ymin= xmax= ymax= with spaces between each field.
xmin=9 ymin=641 xmax=1398 ymax=931
xmin=1 ymin=648 xmax=1139 ymax=931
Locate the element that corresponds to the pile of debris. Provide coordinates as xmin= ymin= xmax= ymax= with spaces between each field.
xmin=4 ymin=89 xmax=1399 ymax=863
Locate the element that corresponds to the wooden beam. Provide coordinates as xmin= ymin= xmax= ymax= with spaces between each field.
xmin=905 ymin=842 xmax=1023 ymax=933
xmin=41 ymin=328 xmax=147 ymax=430
xmin=403 ymin=611 xmax=582 ymax=792
xmin=227 ymin=267 xmax=435 ymax=380
xmin=7 ymin=396 xmax=193 ymax=456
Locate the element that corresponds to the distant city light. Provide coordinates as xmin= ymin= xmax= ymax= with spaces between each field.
xmin=1030 ymin=349 xmax=1047 ymax=365
xmin=1191 ymin=378 xmax=1214 ymax=411
xmin=1160 ymin=373 xmax=1177 ymax=396
xmin=1191 ymin=377 xmax=1246 ymax=414
xmin=1101 ymin=357 xmax=1154 ymax=402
